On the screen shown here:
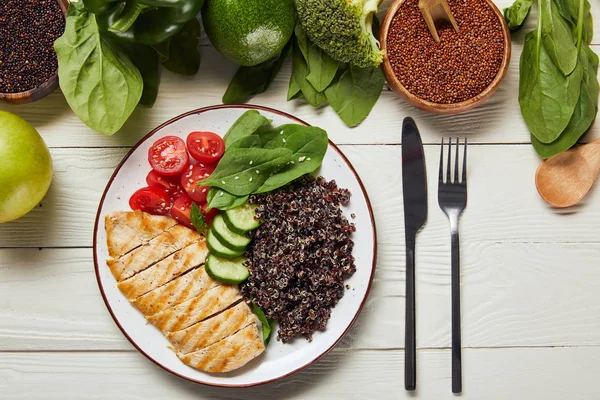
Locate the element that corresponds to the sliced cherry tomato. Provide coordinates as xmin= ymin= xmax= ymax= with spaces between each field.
xmin=146 ymin=170 xmax=184 ymax=202
xmin=148 ymin=136 xmax=189 ymax=176
xmin=180 ymin=164 xmax=215 ymax=203
xmin=129 ymin=186 xmax=170 ymax=215
xmin=186 ymin=131 xmax=225 ymax=164
xmin=201 ymin=203 xmax=220 ymax=227
xmin=170 ymin=193 xmax=193 ymax=228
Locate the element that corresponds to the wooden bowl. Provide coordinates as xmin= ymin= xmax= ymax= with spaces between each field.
xmin=379 ymin=0 xmax=511 ymax=114
xmin=0 ymin=0 xmax=69 ymax=105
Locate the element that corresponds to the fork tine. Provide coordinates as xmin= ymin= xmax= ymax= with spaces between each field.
xmin=446 ymin=137 xmax=452 ymax=184
xmin=454 ymin=137 xmax=460 ymax=184
xmin=462 ymin=137 xmax=467 ymax=185
xmin=439 ymin=138 xmax=445 ymax=183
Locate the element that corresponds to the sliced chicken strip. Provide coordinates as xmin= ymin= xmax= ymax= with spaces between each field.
xmin=108 ymin=224 xmax=202 ymax=282
xmin=148 ymin=284 xmax=242 ymax=335
xmin=117 ymin=241 xmax=209 ymax=300
xmin=132 ymin=266 xmax=218 ymax=316
xmin=105 ymin=211 xmax=177 ymax=259
xmin=178 ymin=323 xmax=265 ymax=373
xmin=167 ymin=302 xmax=258 ymax=355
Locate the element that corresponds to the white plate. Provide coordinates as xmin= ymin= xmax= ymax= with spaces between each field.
xmin=93 ymin=105 xmax=377 ymax=387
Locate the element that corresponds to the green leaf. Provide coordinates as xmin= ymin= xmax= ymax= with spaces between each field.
xmin=250 ymin=302 xmax=274 ymax=345
xmin=54 ymin=2 xmax=143 ymax=135
xmin=554 ymin=0 xmax=593 ymax=45
xmin=206 ymin=188 xmax=248 ymax=211
xmin=532 ymin=44 xmax=599 ymax=158
xmin=324 ymin=65 xmax=384 ymax=127
xmin=306 ymin=41 xmax=340 ymax=92
xmin=223 ymin=110 xmax=272 ymax=147
xmin=290 ymin=41 xmax=327 ymax=108
xmin=255 ymin=125 xmax=329 ymax=193
xmin=199 ymin=148 xmax=293 ymax=195
xmin=124 ymin=44 xmax=161 ymax=107
xmin=287 ymin=75 xmax=301 ymax=100
xmin=503 ymin=0 xmax=533 ymax=31
xmin=519 ymin=29 xmax=583 ymax=144
xmin=159 ymin=18 xmax=200 ymax=76
xmin=223 ymin=41 xmax=292 ymax=104
xmin=190 ymin=203 xmax=209 ymax=236
xmin=540 ymin=0 xmax=578 ymax=76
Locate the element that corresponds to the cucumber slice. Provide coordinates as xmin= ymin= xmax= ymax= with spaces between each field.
xmin=207 ymin=229 xmax=244 ymax=259
xmin=224 ymin=202 xmax=261 ymax=234
xmin=211 ymin=214 xmax=251 ymax=251
xmin=205 ymin=254 xmax=249 ymax=284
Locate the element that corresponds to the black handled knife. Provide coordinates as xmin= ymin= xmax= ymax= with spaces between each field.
xmin=402 ymin=117 xmax=428 ymax=391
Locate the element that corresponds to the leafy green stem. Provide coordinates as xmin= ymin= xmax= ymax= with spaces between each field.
xmin=576 ymin=0 xmax=585 ymax=51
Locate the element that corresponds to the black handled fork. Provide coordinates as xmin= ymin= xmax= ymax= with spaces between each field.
xmin=438 ymin=138 xmax=468 ymax=393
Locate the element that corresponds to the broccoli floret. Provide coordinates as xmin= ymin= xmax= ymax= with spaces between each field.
xmin=295 ymin=0 xmax=384 ymax=68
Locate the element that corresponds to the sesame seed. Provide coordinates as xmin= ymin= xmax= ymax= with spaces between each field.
xmin=249 ymin=161 xmax=253 ymax=165
xmin=256 ymin=170 xmax=260 ymax=174
xmin=235 ymin=176 xmax=240 ymax=180
xmin=249 ymin=177 xmax=253 ymax=182
xmin=221 ymin=180 xmax=226 ymax=184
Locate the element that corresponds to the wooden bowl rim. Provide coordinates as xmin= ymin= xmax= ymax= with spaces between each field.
xmin=0 ymin=0 xmax=69 ymax=105
xmin=379 ymin=0 xmax=512 ymax=115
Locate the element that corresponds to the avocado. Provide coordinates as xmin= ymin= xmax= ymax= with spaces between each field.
xmin=202 ymin=0 xmax=295 ymax=67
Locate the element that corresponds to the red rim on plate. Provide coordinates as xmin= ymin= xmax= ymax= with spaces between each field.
xmin=92 ymin=104 xmax=378 ymax=387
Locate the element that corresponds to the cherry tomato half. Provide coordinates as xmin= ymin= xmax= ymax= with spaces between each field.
xmin=170 ymin=193 xmax=193 ymax=228
xmin=180 ymin=164 xmax=215 ymax=203
xmin=129 ymin=186 xmax=170 ymax=215
xmin=186 ymin=132 xmax=225 ymax=164
xmin=148 ymin=136 xmax=189 ymax=176
xmin=146 ymin=170 xmax=184 ymax=202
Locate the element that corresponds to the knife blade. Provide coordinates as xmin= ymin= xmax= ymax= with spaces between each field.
xmin=401 ymin=117 xmax=428 ymax=391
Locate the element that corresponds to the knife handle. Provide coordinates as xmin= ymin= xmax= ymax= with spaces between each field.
xmin=405 ymin=235 xmax=416 ymax=391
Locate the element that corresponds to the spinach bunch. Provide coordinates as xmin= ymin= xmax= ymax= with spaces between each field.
xmin=223 ymin=24 xmax=384 ymax=128
xmin=199 ymin=110 xmax=329 ymax=210
xmin=54 ymin=2 xmax=201 ymax=135
xmin=506 ymin=0 xmax=599 ymax=158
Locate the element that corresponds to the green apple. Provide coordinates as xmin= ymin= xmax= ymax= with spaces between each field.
xmin=0 ymin=111 xmax=53 ymax=223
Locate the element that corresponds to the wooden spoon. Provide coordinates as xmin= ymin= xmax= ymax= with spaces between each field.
xmin=418 ymin=0 xmax=459 ymax=43
xmin=535 ymin=138 xmax=600 ymax=208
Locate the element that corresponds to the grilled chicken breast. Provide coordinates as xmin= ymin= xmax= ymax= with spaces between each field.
xmin=132 ymin=266 xmax=218 ymax=316
xmin=105 ymin=211 xmax=264 ymax=374
xmin=178 ymin=323 xmax=265 ymax=373
xmin=167 ymin=301 xmax=258 ymax=355
xmin=105 ymin=211 xmax=177 ymax=259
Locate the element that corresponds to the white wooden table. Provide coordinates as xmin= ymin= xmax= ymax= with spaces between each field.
xmin=2 ymin=2 xmax=600 ymax=398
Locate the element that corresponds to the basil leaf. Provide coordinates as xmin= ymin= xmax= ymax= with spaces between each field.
xmin=206 ymin=188 xmax=248 ymax=211
xmin=54 ymin=2 xmax=143 ymax=135
xmin=324 ymin=64 xmax=384 ymax=127
xmin=159 ymin=18 xmax=201 ymax=76
xmin=503 ymin=0 xmax=533 ymax=31
xmin=199 ymin=148 xmax=293 ymax=195
xmin=223 ymin=41 xmax=292 ymax=104
xmin=190 ymin=203 xmax=209 ymax=236
xmin=124 ymin=44 xmax=161 ymax=107
xmin=223 ymin=110 xmax=272 ymax=147
xmin=306 ymin=40 xmax=340 ymax=92
xmin=255 ymin=125 xmax=328 ymax=193
xmin=291 ymin=41 xmax=328 ymax=108
xmin=532 ymin=44 xmax=599 ymax=158
xmin=250 ymin=302 xmax=274 ymax=345
xmin=519 ymin=29 xmax=583 ymax=144
xmin=540 ymin=0 xmax=578 ymax=76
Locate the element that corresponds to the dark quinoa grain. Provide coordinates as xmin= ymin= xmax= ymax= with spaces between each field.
xmin=387 ymin=0 xmax=504 ymax=104
xmin=242 ymin=176 xmax=356 ymax=343
xmin=0 ymin=0 xmax=65 ymax=93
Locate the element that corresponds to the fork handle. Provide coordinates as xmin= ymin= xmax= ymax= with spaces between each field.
xmin=405 ymin=235 xmax=417 ymax=391
xmin=451 ymin=230 xmax=462 ymax=393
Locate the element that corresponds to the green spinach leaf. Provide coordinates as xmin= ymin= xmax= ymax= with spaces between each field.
xmin=287 ymin=75 xmax=302 ymax=100
xmin=125 ymin=44 xmax=161 ymax=107
xmin=54 ymin=2 xmax=143 ymax=135
xmin=199 ymin=148 xmax=292 ymax=195
xmin=223 ymin=110 xmax=272 ymax=147
xmin=223 ymin=41 xmax=292 ymax=104
xmin=519 ymin=28 xmax=582 ymax=143
xmin=255 ymin=125 xmax=328 ymax=193
xmin=155 ymin=18 xmax=201 ymax=76
xmin=291 ymin=41 xmax=328 ymax=108
xmin=324 ymin=64 xmax=384 ymax=127
xmin=206 ymin=188 xmax=249 ymax=211
xmin=540 ymin=0 xmax=578 ymax=76
xmin=190 ymin=203 xmax=209 ymax=236
xmin=554 ymin=0 xmax=593 ymax=45
xmin=250 ymin=302 xmax=274 ymax=345
xmin=306 ymin=41 xmax=340 ymax=92
xmin=504 ymin=0 xmax=533 ymax=31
